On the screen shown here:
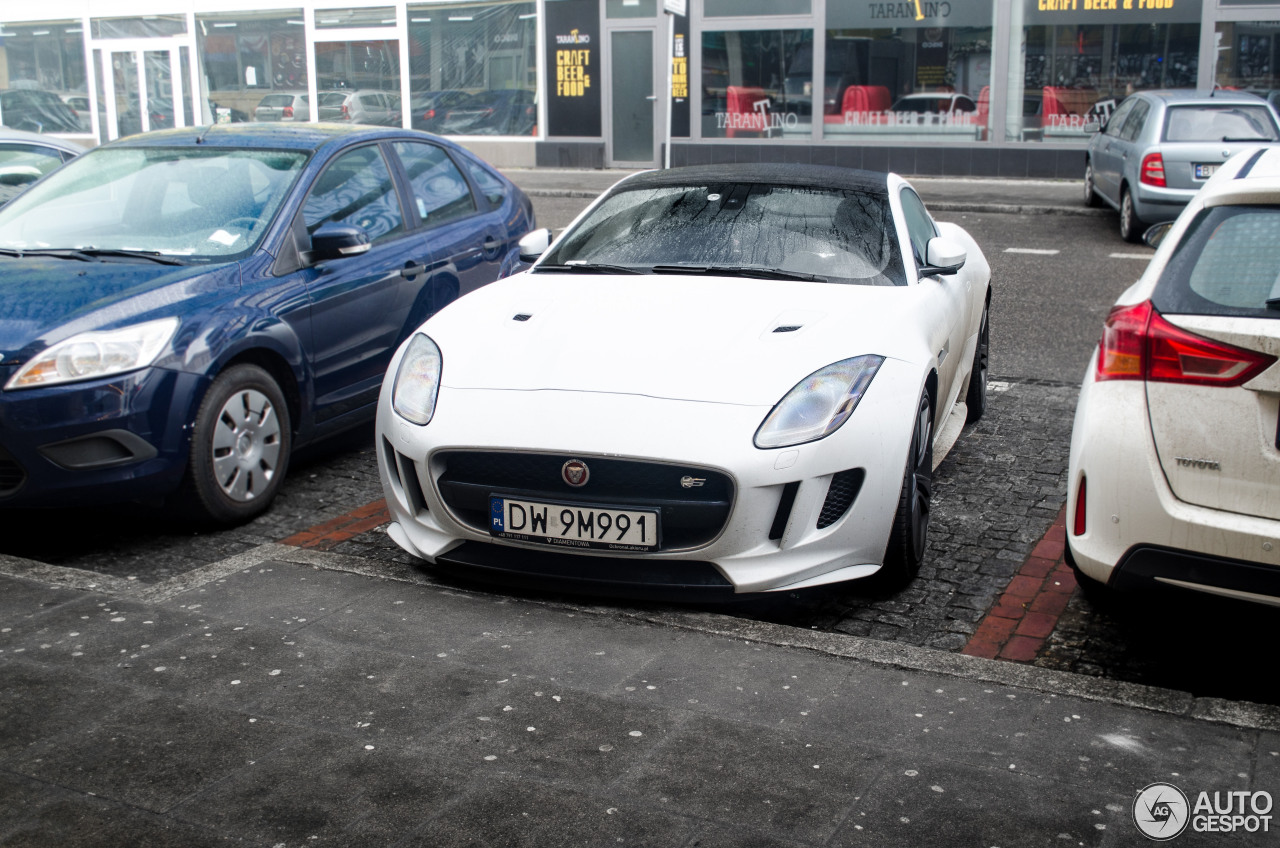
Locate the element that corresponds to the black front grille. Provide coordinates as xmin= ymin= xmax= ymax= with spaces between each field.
xmin=817 ymin=469 xmax=864 ymax=529
xmin=0 ymin=445 xmax=26 ymax=496
xmin=436 ymin=450 xmax=733 ymax=551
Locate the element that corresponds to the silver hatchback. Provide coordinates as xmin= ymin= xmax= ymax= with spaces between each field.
xmin=1084 ymin=89 xmax=1280 ymax=241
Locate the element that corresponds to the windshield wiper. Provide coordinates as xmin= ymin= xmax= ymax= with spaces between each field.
xmin=651 ymin=264 xmax=827 ymax=282
xmin=11 ymin=247 xmax=186 ymax=266
xmin=1265 ymin=296 xmax=1280 ymax=310
xmin=1223 ymin=136 xmax=1270 ymax=143
xmin=534 ymin=262 xmax=642 ymax=275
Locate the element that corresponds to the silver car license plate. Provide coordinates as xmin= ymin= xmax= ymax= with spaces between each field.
xmin=1195 ymin=163 xmax=1219 ymax=179
xmin=489 ymin=496 xmax=659 ymax=551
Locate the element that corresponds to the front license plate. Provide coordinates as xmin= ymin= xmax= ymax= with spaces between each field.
xmin=489 ymin=496 xmax=659 ymax=551
xmin=1195 ymin=163 xmax=1219 ymax=179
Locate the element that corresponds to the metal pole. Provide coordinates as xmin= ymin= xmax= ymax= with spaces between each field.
xmin=664 ymin=11 xmax=674 ymax=169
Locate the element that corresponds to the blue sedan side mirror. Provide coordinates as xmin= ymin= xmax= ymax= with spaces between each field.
xmin=310 ymin=222 xmax=371 ymax=262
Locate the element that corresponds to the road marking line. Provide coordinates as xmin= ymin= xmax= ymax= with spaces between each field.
xmin=1109 ymin=252 xmax=1152 ymax=260
xmin=1003 ymin=248 xmax=1060 ymax=255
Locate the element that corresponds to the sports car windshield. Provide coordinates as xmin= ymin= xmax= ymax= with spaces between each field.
xmin=0 ymin=146 xmax=307 ymax=260
xmin=540 ymin=182 xmax=907 ymax=286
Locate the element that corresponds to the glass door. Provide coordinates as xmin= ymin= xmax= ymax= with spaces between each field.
xmin=100 ymin=44 xmax=185 ymax=140
xmin=608 ymin=28 xmax=659 ymax=167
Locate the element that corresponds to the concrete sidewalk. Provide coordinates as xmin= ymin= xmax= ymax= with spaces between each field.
xmin=502 ymin=167 xmax=1098 ymax=216
xmin=1 ymin=543 xmax=1276 ymax=847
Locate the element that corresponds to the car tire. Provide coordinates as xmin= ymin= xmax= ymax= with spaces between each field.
xmin=1083 ymin=160 xmax=1099 ymax=208
xmin=1119 ymin=186 xmax=1144 ymax=243
xmin=965 ymin=301 xmax=989 ymax=423
xmin=179 ymin=363 xmax=292 ymax=525
xmin=880 ymin=390 xmax=933 ymax=588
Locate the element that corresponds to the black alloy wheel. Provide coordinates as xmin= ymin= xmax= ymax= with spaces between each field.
xmin=965 ymin=301 xmax=990 ymax=423
xmin=879 ymin=390 xmax=934 ymax=588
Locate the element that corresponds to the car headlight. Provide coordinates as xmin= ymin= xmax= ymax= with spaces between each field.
xmin=754 ymin=355 xmax=884 ymax=449
xmin=392 ymin=333 xmax=442 ymax=426
xmin=5 ymin=317 xmax=179 ymax=390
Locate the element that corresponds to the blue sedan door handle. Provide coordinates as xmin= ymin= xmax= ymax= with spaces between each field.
xmin=400 ymin=261 xmax=428 ymax=278
xmin=483 ymin=239 xmax=502 ymax=251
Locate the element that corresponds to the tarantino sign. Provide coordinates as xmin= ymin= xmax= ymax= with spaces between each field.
xmin=545 ymin=0 xmax=601 ymax=137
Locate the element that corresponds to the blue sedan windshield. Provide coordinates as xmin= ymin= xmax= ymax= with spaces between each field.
xmin=0 ymin=146 xmax=307 ymax=259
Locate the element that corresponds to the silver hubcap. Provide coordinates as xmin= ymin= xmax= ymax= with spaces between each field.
xmin=211 ymin=388 xmax=281 ymax=502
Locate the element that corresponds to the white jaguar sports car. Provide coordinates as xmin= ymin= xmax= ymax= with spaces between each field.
xmin=375 ymin=164 xmax=991 ymax=597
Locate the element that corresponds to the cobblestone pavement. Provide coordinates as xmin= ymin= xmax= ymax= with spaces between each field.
xmin=14 ymin=372 xmax=1274 ymax=707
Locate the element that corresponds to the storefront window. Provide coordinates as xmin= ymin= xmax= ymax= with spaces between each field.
xmin=0 ymin=20 xmax=89 ymax=134
xmin=820 ymin=4 xmax=993 ymax=142
xmin=701 ymin=30 xmax=814 ymax=139
xmin=314 ymin=41 xmax=401 ymax=110
xmin=1215 ymin=21 xmax=1280 ymax=109
xmin=407 ymin=2 xmax=537 ymax=136
xmin=1014 ymin=0 xmax=1201 ymax=142
xmin=196 ymin=12 xmax=307 ymax=125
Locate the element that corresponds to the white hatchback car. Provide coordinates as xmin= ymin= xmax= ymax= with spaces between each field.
xmin=1068 ymin=145 xmax=1280 ymax=607
xmin=375 ymin=164 xmax=991 ymax=598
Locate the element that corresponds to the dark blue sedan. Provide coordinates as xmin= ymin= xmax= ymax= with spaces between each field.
xmin=0 ymin=123 xmax=533 ymax=523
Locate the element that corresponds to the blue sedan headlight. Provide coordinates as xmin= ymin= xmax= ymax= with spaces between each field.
xmin=754 ymin=355 xmax=884 ymax=448
xmin=5 ymin=317 xmax=179 ymax=390
xmin=392 ymin=333 xmax=443 ymax=426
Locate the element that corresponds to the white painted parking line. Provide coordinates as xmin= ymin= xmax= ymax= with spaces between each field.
xmin=1003 ymin=248 xmax=1060 ymax=255
xmin=1109 ymin=252 xmax=1153 ymax=260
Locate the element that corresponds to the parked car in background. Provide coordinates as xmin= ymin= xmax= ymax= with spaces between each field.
xmin=410 ymin=90 xmax=471 ymax=133
xmin=208 ymin=99 xmax=250 ymax=124
xmin=440 ymin=89 xmax=536 ymax=136
xmin=0 ymin=128 xmax=81 ymax=205
xmin=116 ymin=97 xmax=176 ymax=137
xmin=890 ymin=92 xmax=978 ymax=118
xmin=1083 ymin=89 xmax=1280 ymax=241
xmin=1068 ymin=146 xmax=1280 ymax=607
xmin=59 ymin=94 xmax=94 ymax=133
xmin=0 ymin=89 xmax=82 ymax=134
xmin=0 ymin=124 xmax=533 ymax=524
xmin=254 ymin=92 xmax=310 ymax=122
xmin=317 ymin=90 xmax=399 ymax=126
xmin=376 ymin=164 xmax=991 ymax=598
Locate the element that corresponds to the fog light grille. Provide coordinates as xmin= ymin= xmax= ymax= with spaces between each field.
xmin=817 ymin=469 xmax=864 ymax=529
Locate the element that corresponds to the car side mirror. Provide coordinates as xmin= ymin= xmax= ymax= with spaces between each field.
xmin=518 ymin=228 xmax=553 ymax=262
xmin=919 ymin=236 xmax=966 ymax=277
xmin=1143 ymin=221 xmax=1174 ymax=249
xmin=309 ymin=222 xmax=371 ymax=263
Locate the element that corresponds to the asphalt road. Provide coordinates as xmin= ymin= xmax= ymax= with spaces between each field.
xmin=4 ymin=188 xmax=1278 ymax=709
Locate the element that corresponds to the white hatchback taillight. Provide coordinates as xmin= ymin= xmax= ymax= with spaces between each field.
xmin=1096 ymin=300 xmax=1276 ymax=386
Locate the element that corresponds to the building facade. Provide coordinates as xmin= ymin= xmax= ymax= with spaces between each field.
xmin=1 ymin=0 xmax=1278 ymax=177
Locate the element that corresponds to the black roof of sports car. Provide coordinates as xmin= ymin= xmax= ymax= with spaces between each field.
xmin=618 ymin=164 xmax=892 ymax=194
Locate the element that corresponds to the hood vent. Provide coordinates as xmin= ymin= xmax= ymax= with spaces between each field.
xmin=773 ymin=324 xmax=802 ymax=333
xmin=512 ymin=313 xmax=532 ymax=322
